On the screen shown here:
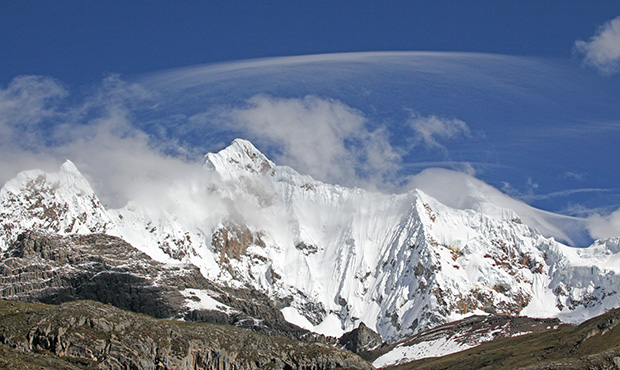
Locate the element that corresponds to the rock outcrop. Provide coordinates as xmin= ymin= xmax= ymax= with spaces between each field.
xmin=0 ymin=230 xmax=315 ymax=340
xmin=0 ymin=299 xmax=373 ymax=370
xmin=338 ymin=322 xmax=384 ymax=354
xmin=373 ymin=307 xmax=620 ymax=370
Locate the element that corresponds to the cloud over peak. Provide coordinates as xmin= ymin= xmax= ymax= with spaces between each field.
xmin=0 ymin=75 xmax=197 ymax=208
xmin=224 ymin=95 xmax=401 ymax=189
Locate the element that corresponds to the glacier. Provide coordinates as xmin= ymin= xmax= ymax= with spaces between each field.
xmin=1 ymin=138 xmax=619 ymax=342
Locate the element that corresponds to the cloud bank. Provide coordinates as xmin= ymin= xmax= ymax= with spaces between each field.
xmin=0 ymin=73 xmax=470 ymax=207
xmin=575 ymin=15 xmax=620 ymax=75
xmin=0 ymin=75 xmax=198 ymax=208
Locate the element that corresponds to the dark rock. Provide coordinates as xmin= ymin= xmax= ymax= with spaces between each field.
xmin=0 ymin=299 xmax=374 ymax=370
xmin=338 ymin=322 xmax=383 ymax=354
xmin=0 ymin=230 xmax=316 ymax=341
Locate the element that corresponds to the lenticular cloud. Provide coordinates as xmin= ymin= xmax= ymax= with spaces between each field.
xmin=1 ymin=52 xmax=620 ymax=243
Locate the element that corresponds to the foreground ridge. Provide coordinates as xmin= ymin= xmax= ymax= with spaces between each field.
xmin=0 ymin=299 xmax=373 ymax=370
xmin=379 ymin=306 xmax=620 ymax=370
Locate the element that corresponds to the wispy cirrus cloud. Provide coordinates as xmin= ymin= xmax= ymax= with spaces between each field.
xmin=408 ymin=114 xmax=471 ymax=150
xmin=575 ymin=15 xmax=620 ymax=75
xmin=520 ymin=188 xmax=613 ymax=202
xmin=562 ymin=171 xmax=586 ymax=181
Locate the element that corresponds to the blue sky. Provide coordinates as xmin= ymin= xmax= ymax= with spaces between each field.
xmin=1 ymin=1 xmax=620 ymax=244
xmin=2 ymin=1 xmax=619 ymax=85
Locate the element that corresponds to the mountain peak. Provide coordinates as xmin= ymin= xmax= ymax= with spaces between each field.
xmin=204 ymin=139 xmax=275 ymax=177
xmin=59 ymin=159 xmax=81 ymax=175
xmin=0 ymin=161 xmax=117 ymax=250
xmin=228 ymin=138 xmax=268 ymax=160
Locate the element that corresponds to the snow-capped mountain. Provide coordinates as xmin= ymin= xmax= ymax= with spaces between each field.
xmin=1 ymin=139 xmax=619 ymax=342
xmin=0 ymin=161 xmax=118 ymax=250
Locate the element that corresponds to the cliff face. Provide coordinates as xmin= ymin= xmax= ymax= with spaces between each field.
xmin=0 ymin=230 xmax=316 ymax=341
xmin=0 ymin=299 xmax=373 ymax=370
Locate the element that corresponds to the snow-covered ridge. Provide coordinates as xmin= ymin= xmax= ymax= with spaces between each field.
xmin=1 ymin=139 xmax=620 ymax=342
xmin=0 ymin=160 xmax=118 ymax=250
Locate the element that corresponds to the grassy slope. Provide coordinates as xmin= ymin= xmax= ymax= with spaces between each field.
xmin=385 ymin=307 xmax=620 ymax=370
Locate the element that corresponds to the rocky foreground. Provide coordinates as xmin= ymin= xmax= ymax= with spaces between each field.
xmin=3 ymin=298 xmax=620 ymax=370
xmin=0 ymin=299 xmax=373 ymax=370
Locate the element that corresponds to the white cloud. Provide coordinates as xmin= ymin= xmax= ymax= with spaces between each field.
xmin=53 ymin=106 xmax=199 ymax=208
xmin=575 ymin=15 xmax=620 ymax=75
xmin=587 ymin=208 xmax=620 ymax=240
xmin=406 ymin=167 xmax=588 ymax=245
xmin=408 ymin=114 xmax=471 ymax=149
xmin=0 ymin=75 xmax=198 ymax=208
xmin=0 ymin=75 xmax=467 ymax=209
xmin=223 ymin=95 xmax=401 ymax=188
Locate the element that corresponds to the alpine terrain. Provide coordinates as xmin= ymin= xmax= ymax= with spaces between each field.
xmin=1 ymin=138 xmax=620 ymax=366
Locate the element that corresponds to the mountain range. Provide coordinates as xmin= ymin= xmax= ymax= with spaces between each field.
xmin=1 ymin=138 xmax=619 ymax=364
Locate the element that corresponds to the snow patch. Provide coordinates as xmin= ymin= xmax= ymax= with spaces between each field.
xmin=181 ymin=289 xmax=236 ymax=313
xmin=373 ymin=337 xmax=472 ymax=368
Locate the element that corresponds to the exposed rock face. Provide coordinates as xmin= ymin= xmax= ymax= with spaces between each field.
xmin=212 ymin=221 xmax=267 ymax=268
xmin=0 ymin=230 xmax=315 ymax=341
xmin=0 ymin=299 xmax=373 ymax=370
xmin=338 ymin=322 xmax=384 ymax=354
xmin=1 ymin=230 xmax=187 ymax=318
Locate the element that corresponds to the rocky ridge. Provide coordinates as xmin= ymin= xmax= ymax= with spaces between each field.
xmin=0 ymin=230 xmax=318 ymax=341
xmin=371 ymin=314 xmax=568 ymax=367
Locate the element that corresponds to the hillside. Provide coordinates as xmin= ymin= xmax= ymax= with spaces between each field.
xmin=383 ymin=306 xmax=620 ymax=370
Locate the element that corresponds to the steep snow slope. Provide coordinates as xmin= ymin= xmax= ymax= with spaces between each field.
xmin=407 ymin=168 xmax=591 ymax=246
xmin=1 ymin=139 xmax=619 ymax=342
